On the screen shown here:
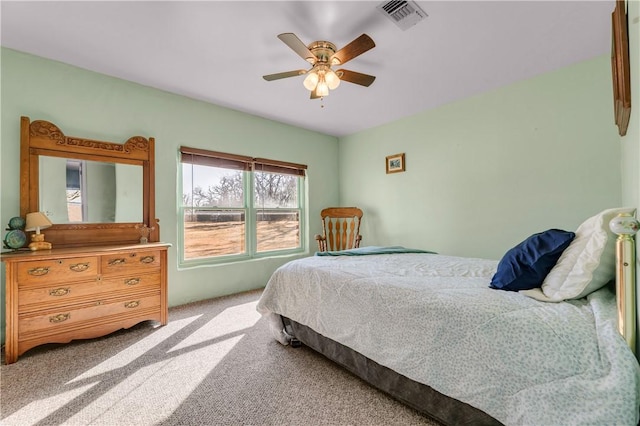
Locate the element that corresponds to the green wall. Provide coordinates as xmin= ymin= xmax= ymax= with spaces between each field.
xmin=338 ymin=54 xmax=621 ymax=260
xmin=0 ymin=48 xmax=340 ymax=343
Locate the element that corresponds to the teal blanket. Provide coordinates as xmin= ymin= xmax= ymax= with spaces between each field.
xmin=315 ymin=245 xmax=436 ymax=256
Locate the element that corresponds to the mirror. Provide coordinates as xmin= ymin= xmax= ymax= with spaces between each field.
xmin=20 ymin=117 xmax=158 ymax=248
xmin=39 ymin=157 xmax=143 ymax=224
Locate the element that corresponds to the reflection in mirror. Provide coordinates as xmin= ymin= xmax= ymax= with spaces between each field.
xmin=39 ymin=157 xmax=143 ymax=224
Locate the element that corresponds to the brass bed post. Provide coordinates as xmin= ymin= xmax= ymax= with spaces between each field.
xmin=610 ymin=212 xmax=639 ymax=355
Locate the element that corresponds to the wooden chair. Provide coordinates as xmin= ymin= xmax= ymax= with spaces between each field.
xmin=315 ymin=207 xmax=363 ymax=251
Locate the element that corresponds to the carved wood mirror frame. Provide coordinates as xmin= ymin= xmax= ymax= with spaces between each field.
xmin=20 ymin=116 xmax=159 ymax=248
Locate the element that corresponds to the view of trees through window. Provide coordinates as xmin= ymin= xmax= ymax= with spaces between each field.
xmin=182 ymin=163 xmax=302 ymax=261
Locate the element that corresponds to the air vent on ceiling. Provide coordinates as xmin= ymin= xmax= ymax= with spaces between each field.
xmin=377 ymin=1 xmax=427 ymax=31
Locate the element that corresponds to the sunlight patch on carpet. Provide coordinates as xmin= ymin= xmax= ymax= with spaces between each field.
xmin=67 ymin=315 xmax=202 ymax=384
xmin=168 ymin=300 xmax=260 ymax=352
xmin=2 ymin=383 xmax=98 ymax=425
xmin=64 ymin=335 xmax=243 ymax=425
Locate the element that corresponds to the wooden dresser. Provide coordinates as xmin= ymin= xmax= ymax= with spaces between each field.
xmin=2 ymin=243 xmax=169 ymax=364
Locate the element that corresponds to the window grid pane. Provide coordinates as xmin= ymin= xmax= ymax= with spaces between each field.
xmin=183 ymin=164 xmax=244 ymax=208
xmin=254 ymin=171 xmax=298 ymax=208
xmin=256 ymin=209 xmax=300 ymax=253
xmin=183 ymin=209 xmax=246 ymax=259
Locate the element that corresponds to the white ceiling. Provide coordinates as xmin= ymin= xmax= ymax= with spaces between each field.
xmin=1 ymin=1 xmax=614 ymax=138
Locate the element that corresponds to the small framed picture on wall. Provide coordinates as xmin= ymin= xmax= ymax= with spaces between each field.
xmin=386 ymin=153 xmax=405 ymax=174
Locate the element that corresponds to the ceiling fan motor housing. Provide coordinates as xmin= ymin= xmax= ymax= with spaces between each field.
xmin=306 ymin=41 xmax=337 ymax=64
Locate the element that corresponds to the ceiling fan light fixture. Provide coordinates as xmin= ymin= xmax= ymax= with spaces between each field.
xmin=303 ymin=71 xmax=319 ymax=91
xmin=303 ymin=66 xmax=338 ymax=95
xmin=325 ymin=69 xmax=341 ymax=90
xmin=316 ymin=77 xmax=329 ymax=97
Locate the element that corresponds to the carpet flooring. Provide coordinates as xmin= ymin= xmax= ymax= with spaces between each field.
xmin=1 ymin=289 xmax=441 ymax=425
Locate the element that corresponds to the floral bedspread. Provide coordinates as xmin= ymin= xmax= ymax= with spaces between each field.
xmin=257 ymin=252 xmax=640 ymax=425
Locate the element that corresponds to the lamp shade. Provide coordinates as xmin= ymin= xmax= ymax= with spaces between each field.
xmin=25 ymin=212 xmax=53 ymax=233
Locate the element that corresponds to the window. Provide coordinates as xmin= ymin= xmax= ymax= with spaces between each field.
xmin=179 ymin=146 xmax=306 ymax=265
xmin=66 ymin=160 xmax=85 ymax=222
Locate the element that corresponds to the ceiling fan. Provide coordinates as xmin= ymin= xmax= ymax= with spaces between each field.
xmin=263 ymin=33 xmax=376 ymax=99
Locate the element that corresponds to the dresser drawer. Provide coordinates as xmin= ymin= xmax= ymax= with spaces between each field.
xmin=17 ymin=256 xmax=99 ymax=286
xmin=19 ymin=293 xmax=161 ymax=335
xmin=19 ymin=279 xmax=102 ymax=309
xmin=17 ymin=272 xmax=160 ymax=310
xmin=99 ymin=272 xmax=161 ymax=292
xmin=101 ymin=250 xmax=161 ymax=276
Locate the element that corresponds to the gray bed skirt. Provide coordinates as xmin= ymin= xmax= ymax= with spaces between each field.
xmin=283 ymin=317 xmax=502 ymax=426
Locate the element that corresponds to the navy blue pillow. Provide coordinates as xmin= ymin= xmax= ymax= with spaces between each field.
xmin=489 ymin=229 xmax=575 ymax=292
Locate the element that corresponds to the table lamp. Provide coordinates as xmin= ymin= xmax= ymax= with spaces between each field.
xmin=25 ymin=211 xmax=53 ymax=250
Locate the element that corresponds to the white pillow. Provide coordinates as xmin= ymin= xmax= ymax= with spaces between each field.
xmin=521 ymin=207 xmax=637 ymax=302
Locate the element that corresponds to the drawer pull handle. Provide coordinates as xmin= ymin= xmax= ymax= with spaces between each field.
xmin=108 ymin=258 xmax=126 ymax=266
xmin=124 ymin=278 xmax=140 ymax=286
xmin=69 ymin=262 xmax=90 ymax=272
xmin=28 ymin=267 xmax=50 ymax=276
xmin=49 ymin=313 xmax=70 ymax=323
xmin=140 ymin=256 xmax=155 ymax=264
xmin=124 ymin=300 xmax=140 ymax=309
xmin=49 ymin=288 xmax=70 ymax=297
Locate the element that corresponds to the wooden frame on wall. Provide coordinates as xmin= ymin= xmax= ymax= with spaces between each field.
xmin=386 ymin=153 xmax=405 ymax=174
xmin=611 ymin=0 xmax=631 ymax=136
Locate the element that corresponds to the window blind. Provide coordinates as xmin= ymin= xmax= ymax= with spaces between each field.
xmin=180 ymin=146 xmax=306 ymax=177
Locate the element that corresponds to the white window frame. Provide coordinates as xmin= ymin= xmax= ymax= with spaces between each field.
xmin=178 ymin=146 xmax=306 ymax=267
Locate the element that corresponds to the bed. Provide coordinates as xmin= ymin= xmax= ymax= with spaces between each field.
xmin=256 ymin=208 xmax=640 ymax=425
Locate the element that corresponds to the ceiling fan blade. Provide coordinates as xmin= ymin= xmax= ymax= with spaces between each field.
xmin=336 ymin=69 xmax=376 ymax=87
xmin=330 ymin=34 xmax=375 ymax=66
xmin=263 ymin=69 xmax=308 ymax=81
xmin=310 ymin=88 xmax=321 ymax=99
xmin=277 ymin=33 xmax=316 ymax=63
